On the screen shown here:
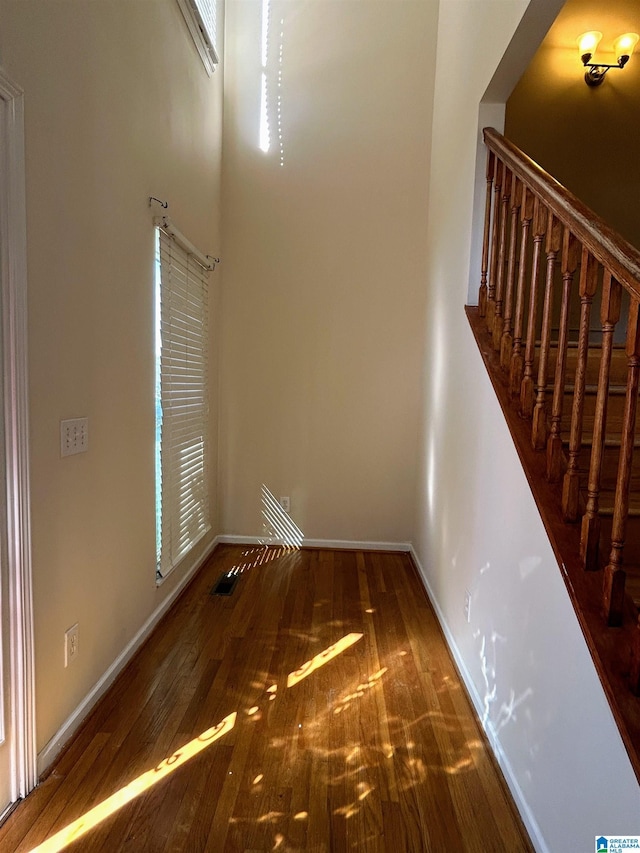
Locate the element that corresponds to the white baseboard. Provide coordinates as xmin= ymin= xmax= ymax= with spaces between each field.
xmin=408 ymin=546 xmax=548 ymax=853
xmin=215 ymin=534 xmax=412 ymax=552
xmin=37 ymin=537 xmax=219 ymax=777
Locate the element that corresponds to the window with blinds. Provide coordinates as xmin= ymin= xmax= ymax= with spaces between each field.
xmin=155 ymin=226 xmax=210 ymax=580
xmin=176 ymin=0 xmax=220 ymax=74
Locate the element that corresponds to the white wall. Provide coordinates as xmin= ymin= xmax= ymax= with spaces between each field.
xmin=219 ymin=0 xmax=437 ymax=545
xmin=414 ymin=0 xmax=640 ymax=850
xmin=0 ymin=0 xmax=223 ymax=753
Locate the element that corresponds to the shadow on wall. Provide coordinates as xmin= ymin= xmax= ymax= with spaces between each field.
xmin=468 ymin=557 xmax=537 ymax=743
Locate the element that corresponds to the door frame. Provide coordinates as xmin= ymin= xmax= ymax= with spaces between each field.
xmin=0 ymin=67 xmax=36 ymax=807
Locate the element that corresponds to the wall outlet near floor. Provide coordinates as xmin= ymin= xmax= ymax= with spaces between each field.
xmin=65 ymin=623 xmax=79 ymax=667
xmin=279 ymin=496 xmax=290 ymax=513
xmin=464 ymin=590 xmax=471 ymax=623
xmin=61 ymin=417 xmax=89 ymax=457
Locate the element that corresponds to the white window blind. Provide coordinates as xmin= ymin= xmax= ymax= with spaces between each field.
xmin=156 ymin=225 xmax=210 ymax=579
xmin=176 ymin=0 xmax=219 ymax=74
xmin=194 ymin=0 xmax=217 ymax=46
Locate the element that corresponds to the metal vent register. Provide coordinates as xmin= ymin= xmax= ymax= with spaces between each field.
xmin=210 ymin=571 xmax=239 ymax=596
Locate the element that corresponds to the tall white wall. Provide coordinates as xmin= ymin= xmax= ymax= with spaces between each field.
xmin=0 ymin=0 xmax=223 ymax=753
xmin=413 ymin=0 xmax=640 ymax=849
xmin=219 ymin=0 xmax=437 ymax=545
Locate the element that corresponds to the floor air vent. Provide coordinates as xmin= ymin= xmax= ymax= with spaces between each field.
xmin=210 ymin=572 xmax=239 ymax=596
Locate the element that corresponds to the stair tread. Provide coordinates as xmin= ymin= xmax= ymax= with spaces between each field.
xmin=564 ymin=384 xmax=630 ymax=396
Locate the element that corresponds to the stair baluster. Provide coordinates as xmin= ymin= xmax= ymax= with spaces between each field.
xmin=631 ymin=617 xmax=640 ymax=695
xmin=580 ymin=272 xmax=622 ymax=570
xmin=547 ymin=231 xmax=580 ymax=483
xmin=509 ymin=187 xmax=534 ymax=396
xmin=532 ymin=213 xmax=561 ymax=450
xmin=604 ymin=297 xmax=640 ymax=626
xmin=520 ymin=199 xmax=547 ymax=418
xmin=492 ymin=168 xmax=512 ymax=347
xmin=496 ymin=176 xmax=520 ymax=356
xmin=486 ymin=159 xmax=503 ymax=333
xmin=479 ymin=150 xmax=495 ymax=318
xmin=562 ymin=249 xmax=599 ymax=522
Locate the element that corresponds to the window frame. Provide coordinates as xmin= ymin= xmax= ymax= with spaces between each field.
xmin=176 ymin=0 xmax=219 ymax=76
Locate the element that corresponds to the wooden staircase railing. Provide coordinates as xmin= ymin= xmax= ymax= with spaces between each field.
xmin=469 ymin=129 xmax=640 ymax=767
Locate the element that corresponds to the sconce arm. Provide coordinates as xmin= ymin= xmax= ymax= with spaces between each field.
xmin=582 ymin=57 xmax=629 ymax=86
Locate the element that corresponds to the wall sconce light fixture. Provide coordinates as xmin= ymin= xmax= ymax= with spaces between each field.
xmin=578 ymin=30 xmax=639 ymax=86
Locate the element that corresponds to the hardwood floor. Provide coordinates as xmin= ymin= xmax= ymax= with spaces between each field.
xmin=1 ymin=545 xmax=534 ymax=852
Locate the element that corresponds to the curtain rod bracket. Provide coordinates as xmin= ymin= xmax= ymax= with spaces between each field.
xmin=149 ymin=196 xmax=168 ymax=209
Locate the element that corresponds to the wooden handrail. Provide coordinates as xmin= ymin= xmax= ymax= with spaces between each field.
xmin=483 ymin=128 xmax=640 ymax=300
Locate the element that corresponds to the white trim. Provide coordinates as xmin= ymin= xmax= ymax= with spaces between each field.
xmin=215 ymin=534 xmax=412 ymax=552
xmin=37 ymin=537 xmax=218 ymax=776
xmin=175 ymin=0 xmax=218 ymax=76
xmin=408 ymin=547 xmax=548 ymax=853
xmin=0 ymin=800 xmax=18 ymax=825
xmin=0 ymin=68 xmax=36 ymax=800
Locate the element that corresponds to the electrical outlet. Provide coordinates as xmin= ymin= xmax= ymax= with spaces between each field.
xmin=65 ymin=623 xmax=79 ymax=667
xmin=464 ymin=590 xmax=471 ymax=623
xmin=279 ymin=496 xmax=290 ymax=512
xmin=61 ymin=418 xmax=89 ymax=457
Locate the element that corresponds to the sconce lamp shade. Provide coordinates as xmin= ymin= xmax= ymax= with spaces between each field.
xmin=613 ymin=32 xmax=639 ymax=65
xmin=577 ymin=30 xmax=602 ymax=62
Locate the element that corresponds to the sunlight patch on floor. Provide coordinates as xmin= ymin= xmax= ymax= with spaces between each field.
xmin=286 ymin=633 xmax=364 ymax=688
xmin=29 ymin=713 xmax=237 ymax=853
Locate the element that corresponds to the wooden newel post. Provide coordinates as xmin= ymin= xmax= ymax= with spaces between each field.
xmin=509 ymin=187 xmax=534 ymax=395
xmin=562 ymin=249 xmax=599 ymax=522
xmin=604 ymin=297 xmax=640 ymax=627
xmin=531 ymin=212 xmax=561 ymax=449
xmin=479 ymin=150 xmax=495 ymax=317
xmin=580 ymin=272 xmax=621 ymax=570
xmin=486 ymin=160 xmax=503 ymax=333
xmin=546 ymin=230 xmax=580 ymax=483
xmin=520 ymin=198 xmax=548 ymax=418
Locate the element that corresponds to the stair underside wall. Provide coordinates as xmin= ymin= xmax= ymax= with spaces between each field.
xmin=416 ymin=314 xmax=640 ymax=850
